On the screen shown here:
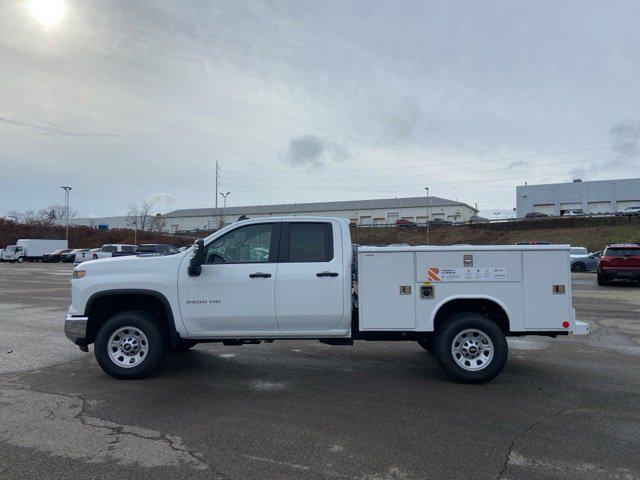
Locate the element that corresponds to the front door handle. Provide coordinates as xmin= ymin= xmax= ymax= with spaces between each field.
xmin=317 ymin=271 xmax=339 ymax=277
xmin=249 ymin=272 xmax=271 ymax=278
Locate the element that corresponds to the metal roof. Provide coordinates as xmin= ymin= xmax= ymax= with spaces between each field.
xmin=163 ymin=196 xmax=476 ymax=218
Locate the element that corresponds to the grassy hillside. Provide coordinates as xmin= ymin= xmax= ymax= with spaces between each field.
xmin=0 ymin=219 xmax=195 ymax=249
xmin=351 ymin=216 xmax=640 ymax=251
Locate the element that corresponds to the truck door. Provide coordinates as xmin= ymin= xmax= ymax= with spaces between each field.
xmin=274 ymin=221 xmax=344 ymax=331
xmin=178 ymin=222 xmax=280 ymax=334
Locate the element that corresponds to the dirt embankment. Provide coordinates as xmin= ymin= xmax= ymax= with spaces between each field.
xmin=0 ymin=219 xmax=195 ymax=249
xmin=350 ymin=216 xmax=640 ymax=251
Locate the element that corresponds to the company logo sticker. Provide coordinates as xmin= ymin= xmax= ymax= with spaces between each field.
xmin=427 ymin=267 xmax=441 ymax=282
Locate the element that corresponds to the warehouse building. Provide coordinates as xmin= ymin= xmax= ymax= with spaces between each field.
xmin=162 ymin=196 xmax=478 ymax=233
xmin=516 ymin=178 xmax=640 ymax=217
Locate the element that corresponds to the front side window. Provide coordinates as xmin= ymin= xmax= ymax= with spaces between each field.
xmin=121 ymin=245 xmax=136 ymax=253
xmin=288 ymin=222 xmax=333 ymax=262
xmin=205 ymin=223 xmax=274 ymax=264
xmin=102 ymin=245 xmax=116 ymax=252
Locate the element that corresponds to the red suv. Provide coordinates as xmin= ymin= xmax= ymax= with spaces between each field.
xmin=597 ymin=243 xmax=640 ymax=285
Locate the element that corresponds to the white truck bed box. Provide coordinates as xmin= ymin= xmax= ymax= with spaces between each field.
xmin=357 ymin=245 xmax=575 ymax=333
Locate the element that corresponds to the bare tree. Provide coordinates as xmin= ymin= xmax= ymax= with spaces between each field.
xmin=126 ymin=201 xmax=155 ymax=232
xmin=150 ymin=213 xmax=166 ymax=233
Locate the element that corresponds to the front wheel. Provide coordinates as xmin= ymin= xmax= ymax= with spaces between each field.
xmin=434 ymin=313 xmax=508 ymax=384
xmin=94 ymin=310 xmax=168 ymax=379
xmin=16 ymin=257 xmax=24 ymax=263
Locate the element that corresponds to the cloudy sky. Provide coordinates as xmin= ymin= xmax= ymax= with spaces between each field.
xmin=1 ymin=0 xmax=639 ymax=218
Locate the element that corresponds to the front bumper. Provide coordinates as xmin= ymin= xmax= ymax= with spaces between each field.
xmin=65 ymin=315 xmax=89 ymax=351
xmin=573 ymin=320 xmax=589 ymax=335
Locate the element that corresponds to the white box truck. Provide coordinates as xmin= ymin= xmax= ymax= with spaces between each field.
xmin=64 ymin=217 xmax=588 ymax=384
xmin=2 ymin=239 xmax=68 ymax=263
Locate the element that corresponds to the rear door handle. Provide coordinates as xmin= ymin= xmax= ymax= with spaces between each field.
xmin=249 ymin=272 xmax=272 ymax=278
xmin=317 ymin=271 xmax=339 ymax=277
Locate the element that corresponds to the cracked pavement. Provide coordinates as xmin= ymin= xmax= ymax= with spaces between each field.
xmin=1 ymin=264 xmax=640 ymax=479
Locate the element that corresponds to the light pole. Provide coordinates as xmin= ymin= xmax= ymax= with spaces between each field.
xmin=61 ymin=186 xmax=72 ymax=241
xmin=219 ymin=191 xmax=230 ymax=227
xmin=424 ymin=187 xmax=430 ymax=244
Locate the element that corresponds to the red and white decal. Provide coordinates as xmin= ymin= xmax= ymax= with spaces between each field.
xmin=427 ymin=267 xmax=442 ymax=282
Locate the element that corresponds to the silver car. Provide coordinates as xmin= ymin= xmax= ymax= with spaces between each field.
xmin=570 ymin=247 xmax=599 ymax=272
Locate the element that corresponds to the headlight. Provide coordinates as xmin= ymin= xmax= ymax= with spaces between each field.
xmin=72 ymin=270 xmax=86 ymax=279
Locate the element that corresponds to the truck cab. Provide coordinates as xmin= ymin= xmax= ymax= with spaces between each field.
xmin=65 ymin=216 xmax=587 ymax=384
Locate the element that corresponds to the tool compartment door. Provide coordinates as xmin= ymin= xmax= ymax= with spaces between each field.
xmin=358 ymin=252 xmax=416 ymax=330
xmin=523 ymin=250 xmax=572 ymax=330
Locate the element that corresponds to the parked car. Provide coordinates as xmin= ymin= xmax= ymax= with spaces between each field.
xmin=65 ymin=216 xmax=588 ymax=384
xmin=61 ymin=249 xmax=91 ymax=263
xmin=563 ymin=209 xmax=584 ymax=216
xmin=94 ymin=244 xmax=137 ymax=260
xmin=569 ymin=246 xmax=599 ymax=272
xmin=75 ymin=248 xmax=100 ymax=265
xmin=597 ymin=243 xmax=640 ymax=285
xmin=42 ymin=249 xmax=73 ymax=263
xmin=395 ymin=219 xmax=416 ymax=227
xmin=618 ymin=206 xmax=640 ymax=216
xmin=136 ymin=244 xmax=180 ymax=256
xmin=525 ymin=212 xmax=549 ymax=218
xmin=429 ymin=218 xmax=453 ymax=225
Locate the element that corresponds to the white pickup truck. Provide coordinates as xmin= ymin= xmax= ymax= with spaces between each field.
xmin=92 ymin=244 xmax=137 ymax=260
xmin=65 ymin=217 xmax=588 ymax=383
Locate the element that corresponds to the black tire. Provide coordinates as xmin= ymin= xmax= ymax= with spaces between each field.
xmin=597 ymin=272 xmax=610 ymax=286
xmin=16 ymin=257 xmax=24 ymax=264
xmin=172 ymin=339 xmax=197 ymax=352
xmin=94 ymin=310 xmax=168 ymax=379
xmin=572 ymin=262 xmax=586 ymax=273
xmin=433 ymin=313 xmax=508 ymax=384
xmin=416 ymin=335 xmax=435 ymax=354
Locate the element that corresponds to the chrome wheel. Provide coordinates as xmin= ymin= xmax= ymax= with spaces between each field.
xmin=451 ymin=328 xmax=494 ymax=371
xmin=107 ymin=326 xmax=149 ymax=368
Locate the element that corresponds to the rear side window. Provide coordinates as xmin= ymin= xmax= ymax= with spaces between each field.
xmin=285 ymin=222 xmax=333 ymax=262
xmin=604 ymin=248 xmax=640 ymax=257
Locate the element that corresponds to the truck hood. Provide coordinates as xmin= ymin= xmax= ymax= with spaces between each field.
xmin=77 ymin=252 xmax=187 ymax=274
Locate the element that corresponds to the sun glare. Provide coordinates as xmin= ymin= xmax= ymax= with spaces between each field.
xmin=27 ymin=0 xmax=67 ymax=27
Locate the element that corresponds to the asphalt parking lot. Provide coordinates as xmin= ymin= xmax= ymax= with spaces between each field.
xmin=1 ymin=263 xmax=639 ymax=480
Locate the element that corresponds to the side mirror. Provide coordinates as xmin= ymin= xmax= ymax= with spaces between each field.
xmin=188 ymin=239 xmax=205 ymax=277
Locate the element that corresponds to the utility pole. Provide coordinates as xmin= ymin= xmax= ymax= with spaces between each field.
xmin=424 ymin=187 xmax=430 ymax=244
xmin=61 ymin=186 xmax=72 ymax=241
xmin=215 ymin=161 xmax=221 ymax=209
xmin=220 ymin=191 xmax=230 ymax=208
xmin=220 ymin=191 xmax=230 ymax=228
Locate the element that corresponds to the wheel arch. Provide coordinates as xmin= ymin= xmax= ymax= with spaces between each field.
xmin=431 ymin=295 xmax=511 ymax=335
xmin=84 ymin=289 xmax=178 ymax=346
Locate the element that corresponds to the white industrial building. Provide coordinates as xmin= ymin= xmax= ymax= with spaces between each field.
xmin=516 ymin=178 xmax=640 ymax=217
xmin=162 ymin=196 xmax=478 ymax=233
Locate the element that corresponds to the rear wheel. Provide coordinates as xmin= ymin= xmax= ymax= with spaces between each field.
xmin=95 ymin=310 xmax=168 ymax=379
xmin=572 ymin=262 xmax=586 ymax=272
xmin=434 ymin=313 xmax=507 ymax=384
xmin=597 ymin=272 xmax=610 ymax=286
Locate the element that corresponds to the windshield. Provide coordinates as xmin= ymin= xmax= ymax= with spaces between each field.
xmin=571 ymin=248 xmax=588 ymax=255
xmin=605 ymin=248 xmax=640 ymax=257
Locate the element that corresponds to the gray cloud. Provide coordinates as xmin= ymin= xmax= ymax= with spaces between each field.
xmin=507 ymin=160 xmax=531 ymax=170
xmin=281 ymin=135 xmax=350 ymax=170
xmin=609 ymin=120 xmax=640 ymax=156
xmin=382 ymin=98 xmax=423 ymax=141
xmin=0 ymin=116 xmax=119 ymax=138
